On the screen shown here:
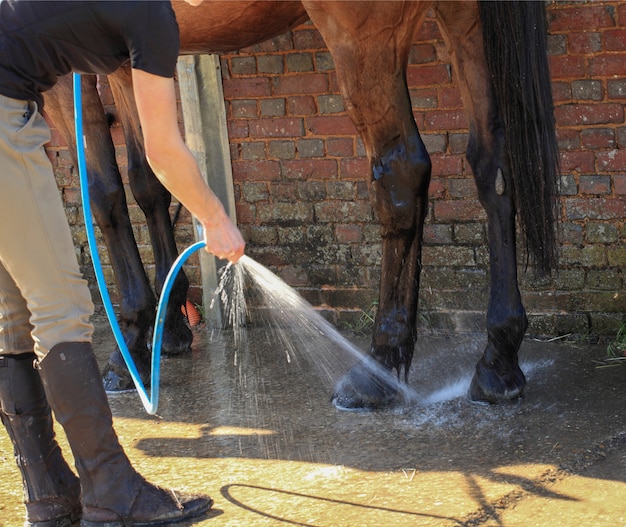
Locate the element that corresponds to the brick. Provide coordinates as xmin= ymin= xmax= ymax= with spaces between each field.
xmin=231 ymin=160 xmax=281 ymax=182
xmin=222 ymin=77 xmax=270 ymax=98
xmin=447 ymin=178 xmax=477 ymax=199
xmin=581 ymin=128 xmax=615 ymax=150
xmin=317 ymin=94 xmax=344 ymax=114
xmin=335 ymin=224 xmax=362 ymax=243
xmin=571 ymin=80 xmax=603 ymax=101
xmin=449 ymin=133 xmax=469 ymax=155
xmin=422 ymin=134 xmax=447 ymax=154
xmin=315 ymin=51 xmax=334 ymax=71
xmin=257 ymin=202 xmax=314 ymax=224
xmin=308 ymin=115 xmax=357 ymax=136
xmin=234 ymin=202 xmax=255 ymax=224
xmin=565 ymin=197 xmax=626 ymax=220
xmin=297 ymin=138 xmax=325 ymax=158
xmin=272 ymin=73 xmax=328 ymax=95
xmin=439 ymin=87 xmax=463 ymax=109
xmin=567 ymin=32 xmax=602 ymax=54
xmin=287 ymin=96 xmax=316 ymax=116
xmin=454 ymin=223 xmax=485 ymax=244
xmin=547 ymin=34 xmax=567 ymax=55
xmin=422 ymin=246 xmax=476 ymax=268
xmin=618 ymin=127 xmax=626 ymax=148
xmin=549 ymin=55 xmax=585 ymax=78
xmin=269 ymin=182 xmax=297 ymax=202
xmin=242 ymin=32 xmax=293 ymax=54
xmin=615 ymin=175 xmax=626 ymax=195
xmin=433 ymin=199 xmax=486 ymax=222
xmin=227 ymin=120 xmax=249 ymax=139
xmin=286 ymin=53 xmax=314 ymax=73
xmin=607 ymin=78 xmax=626 ymax=99
xmin=586 ymin=222 xmax=619 ymax=243
xmin=231 ymin=56 xmax=256 ymax=75
xmin=424 ymin=110 xmax=468 ymax=131
xmin=247 ymin=225 xmax=278 ymax=245
xmin=249 ymin=117 xmax=304 ymax=138
xmin=298 ymin=181 xmax=326 ymax=201
xmin=554 ymin=103 xmax=624 ymax=126
xmin=589 ymin=56 xmax=626 ymax=76
xmin=559 ymin=222 xmax=584 ymax=244
xmin=410 ymin=88 xmax=438 ymax=109
xmin=292 ymin=28 xmax=326 ymax=50
xmin=314 ymin=200 xmax=372 ymax=223
xmin=603 ymin=28 xmax=626 ymax=50
xmin=241 ymin=142 xmax=266 ymax=161
xmin=409 ymin=43 xmax=437 ymax=64
xmin=560 ymin=245 xmax=607 ymax=267
xmin=559 ymin=150 xmax=595 ymax=173
xmin=431 ymin=155 xmax=463 ymax=177
xmin=607 ymin=247 xmax=626 ymax=267
xmin=326 ymin=181 xmax=354 ymax=200
xmin=260 ymin=98 xmax=286 ymax=117
xmin=268 ymin=140 xmax=296 ymax=159
xmin=241 ymin=182 xmax=269 ymax=202
xmin=597 ymin=149 xmax=626 ymax=172
xmin=551 ymin=81 xmax=572 ymax=103
xmin=340 ymin=157 xmax=369 ymax=179
xmin=424 ymin=224 xmax=453 ymax=244
xmin=257 ymin=55 xmax=284 ymax=75
xmin=557 ymin=128 xmax=580 ymax=150
xmin=415 ymin=19 xmax=441 ymax=41
xmin=231 ymin=99 xmax=258 ymax=119
xmin=282 ymin=159 xmax=338 ymax=180
xmin=559 ymin=174 xmax=578 ymax=196
xmin=548 ymin=6 xmax=616 ymax=33
xmin=326 ymin=137 xmax=354 ymax=157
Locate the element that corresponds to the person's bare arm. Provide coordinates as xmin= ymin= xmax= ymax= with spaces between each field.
xmin=131 ymin=68 xmax=244 ymax=263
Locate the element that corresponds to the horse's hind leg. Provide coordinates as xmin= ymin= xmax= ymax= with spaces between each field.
xmin=435 ymin=1 xmax=526 ymax=403
xmin=44 ymin=75 xmax=155 ymax=389
xmin=304 ymin=1 xmax=433 ymax=409
xmin=108 ymin=66 xmax=193 ymax=356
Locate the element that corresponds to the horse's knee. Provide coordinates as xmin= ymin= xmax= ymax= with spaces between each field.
xmin=486 ymin=305 xmax=528 ymax=354
xmin=371 ymin=134 xmax=431 ymax=234
xmin=89 ymin=179 xmax=127 ymax=231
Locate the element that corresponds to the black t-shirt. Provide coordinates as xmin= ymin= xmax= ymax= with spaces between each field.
xmin=0 ymin=0 xmax=180 ymax=108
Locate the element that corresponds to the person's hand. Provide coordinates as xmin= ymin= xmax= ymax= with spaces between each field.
xmin=202 ymin=210 xmax=245 ymax=264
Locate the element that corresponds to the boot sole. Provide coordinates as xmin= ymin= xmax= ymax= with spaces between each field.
xmin=80 ymin=496 xmax=213 ymax=527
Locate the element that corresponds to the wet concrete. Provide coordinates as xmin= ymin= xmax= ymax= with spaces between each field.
xmin=1 ymin=315 xmax=625 ymax=526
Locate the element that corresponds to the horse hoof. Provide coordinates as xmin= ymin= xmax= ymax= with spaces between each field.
xmin=102 ymin=363 xmax=148 ymax=394
xmin=161 ymin=319 xmax=194 ymax=356
xmin=332 ymin=360 xmax=398 ymax=411
xmin=467 ymin=362 xmax=526 ymax=404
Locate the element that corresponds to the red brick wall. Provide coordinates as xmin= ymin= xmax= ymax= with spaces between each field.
xmin=49 ymin=1 xmax=626 ymax=339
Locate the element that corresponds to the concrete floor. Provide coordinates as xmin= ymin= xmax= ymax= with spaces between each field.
xmin=1 ymin=317 xmax=625 ymax=527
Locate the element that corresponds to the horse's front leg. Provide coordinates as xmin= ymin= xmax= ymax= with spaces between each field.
xmin=44 ymin=75 xmax=156 ymax=390
xmin=435 ymin=1 xmax=527 ymax=403
xmin=108 ymin=66 xmax=193 ymax=356
xmin=303 ymin=1 xmax=433 ymax=409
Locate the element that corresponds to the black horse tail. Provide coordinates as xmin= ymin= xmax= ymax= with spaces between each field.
xmin=478 ymin=1 xmax=560 ymax=276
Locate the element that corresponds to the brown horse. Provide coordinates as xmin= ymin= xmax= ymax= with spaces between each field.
xmin=43 ymin=1 xmax=559 ymax=409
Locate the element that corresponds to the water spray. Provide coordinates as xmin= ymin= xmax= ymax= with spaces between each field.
xmin=73 ymin=73 xmax=204 ymax=414
xmin=73 ymin=73 xmax=416 ymax=416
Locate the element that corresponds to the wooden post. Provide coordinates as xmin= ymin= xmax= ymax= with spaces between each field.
xmin=176 ymin=54 xmax=235 ymax=328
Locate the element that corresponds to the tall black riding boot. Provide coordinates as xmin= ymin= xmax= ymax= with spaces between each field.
xmin=37 ymin=342 xmax=212 ymax=527
xmin=0 ymin=353 xmax=82 ymax=527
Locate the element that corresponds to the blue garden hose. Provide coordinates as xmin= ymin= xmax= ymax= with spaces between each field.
xmin=73 ymin=73 xmax=205 ymax=414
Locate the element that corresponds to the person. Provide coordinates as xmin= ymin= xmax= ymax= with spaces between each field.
xmin=0 ymin=1 xmax=245 ymax=526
